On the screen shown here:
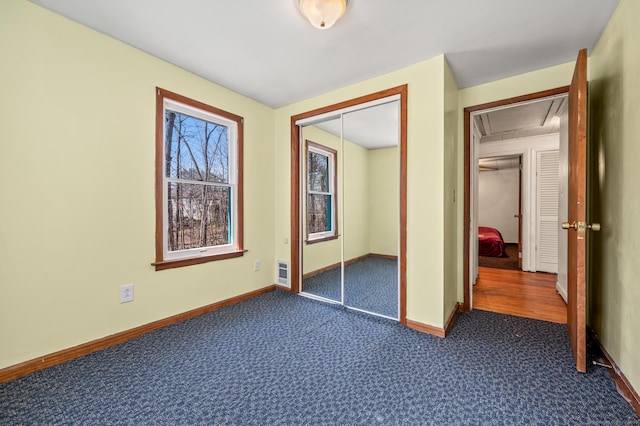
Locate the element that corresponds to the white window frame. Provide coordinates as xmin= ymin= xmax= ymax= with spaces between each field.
xmin=306 ymin=141 xmax=337 ymax=242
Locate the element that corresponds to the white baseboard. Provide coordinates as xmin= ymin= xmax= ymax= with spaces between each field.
xmin=556 ymin=281 xmax=568 ymax=303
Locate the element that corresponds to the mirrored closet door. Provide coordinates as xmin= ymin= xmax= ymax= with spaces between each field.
xmin=299 ymin=99 xmax=400 ymax=320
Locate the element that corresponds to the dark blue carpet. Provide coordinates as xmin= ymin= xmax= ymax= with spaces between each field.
xmin=1 ymin=290 xmax=638 ymax=425
xmin=303 ymin=257 xmax=398 ymax=318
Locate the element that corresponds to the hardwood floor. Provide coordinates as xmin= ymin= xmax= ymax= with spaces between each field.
xmin=473 ymin=266 xmax=567 ymax=324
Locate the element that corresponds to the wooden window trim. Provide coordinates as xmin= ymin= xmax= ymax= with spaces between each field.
xmin=154 ymin=87 xmax=244 ymax=271
xmin=305 ymin=140 xmax=338 ymax=243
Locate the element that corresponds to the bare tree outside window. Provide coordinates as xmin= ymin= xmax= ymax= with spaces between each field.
xmin=306 ymin=141 xmax=337 ymax=241
xmin=165 ymin=110 xmax=231 ymax=251
xmin=307 ymin=151 xmax=330 ymax=233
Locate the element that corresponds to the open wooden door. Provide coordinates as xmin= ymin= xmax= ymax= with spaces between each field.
xmin=564 ymin=48 xmax=589 ymax=373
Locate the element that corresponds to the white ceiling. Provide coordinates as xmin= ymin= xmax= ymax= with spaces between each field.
xmin=475 ymin=95 xmax=567 ymax=143
xmin=479 ymin=155 xmax=520 ymax=171
xmin=28 ymin=0 xmax=619 ymax=108
xmin=313 ymin=101 xmax=399 ymax=149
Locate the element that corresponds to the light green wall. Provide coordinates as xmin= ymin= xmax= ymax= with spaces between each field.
xmin=276 ymin=56 xmax=448 ymax=327
xmin=368 ymin=147 xmax=399 ymax=257
xmin=458 ymin=62 xmax=577 ymax=109
xmin=343 ymin=138 xmax=371 ymax=262
xmin=0 ymin=0 xmax=275 ymax=369
xmin=443 ymin=58 xmax=459 ymax=322
xmin=588 ymin=0 xmax=640 ymax=396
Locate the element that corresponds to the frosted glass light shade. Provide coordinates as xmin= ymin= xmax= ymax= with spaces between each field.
xmin=299 ymin=0 xmax=347 ymax=29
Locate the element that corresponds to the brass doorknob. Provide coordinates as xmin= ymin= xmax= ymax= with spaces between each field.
xmin=562 ymin=221 xmax=601 ymax=231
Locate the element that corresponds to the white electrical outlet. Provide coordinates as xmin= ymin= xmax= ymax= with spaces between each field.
xmin=120 ymin=284 xmax=134 ymax=303
xmin=254 ymin=259 xmax=261 ymax=272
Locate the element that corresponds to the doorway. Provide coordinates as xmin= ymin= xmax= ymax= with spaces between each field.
xmin=477 ymin=154 xmax=522 ymax=271
xmin=290 ymin=86 xmax=408 ymax=323
xmin=464 ymin=87 xmax=570 ymax=321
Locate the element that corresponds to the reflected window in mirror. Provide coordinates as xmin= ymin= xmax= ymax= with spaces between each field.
xmin=306 ymin=140 xmax=337 ymax=243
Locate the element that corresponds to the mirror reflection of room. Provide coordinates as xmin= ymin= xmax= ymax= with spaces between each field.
xmin=342 ymin=106 xmax=399 ymax=318
xmin=300 ymin=101 xmax=400 ymax=320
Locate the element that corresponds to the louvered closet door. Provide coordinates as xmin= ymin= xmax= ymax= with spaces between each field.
xmin=536 ymin=150 xmax=560 ymax=273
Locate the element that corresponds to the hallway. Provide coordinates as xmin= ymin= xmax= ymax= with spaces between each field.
xmin=473 ymin=267 xmax=567 ymax=324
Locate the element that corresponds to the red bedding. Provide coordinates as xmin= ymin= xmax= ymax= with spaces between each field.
xmin=478 ymin=226 xmax=505 ymax=257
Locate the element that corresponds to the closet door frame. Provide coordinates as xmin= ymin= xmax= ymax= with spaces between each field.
xmin=290 ymin=85 xmax=408 ymax=324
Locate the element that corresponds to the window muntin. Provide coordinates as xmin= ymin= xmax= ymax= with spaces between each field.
xmin=155 ymin=88 xmax=243 ymax=269
xmin=306 ymin=141 xmax=337 ymax=242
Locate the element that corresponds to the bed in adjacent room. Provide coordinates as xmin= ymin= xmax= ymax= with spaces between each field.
xmin=478 ymin=226 xmax=505 ymax=257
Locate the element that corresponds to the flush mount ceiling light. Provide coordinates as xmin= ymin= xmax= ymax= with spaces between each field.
xmin=299 ymin=0 xmax=347 ymax=29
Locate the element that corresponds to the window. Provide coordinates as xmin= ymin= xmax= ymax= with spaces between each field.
xmin=306 ymin=141 xmax=337 ymax=243
xmin=154 ymin=88 xmax=243 ymax=270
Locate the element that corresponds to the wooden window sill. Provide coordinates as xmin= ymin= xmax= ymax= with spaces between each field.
xmin=152 ymin=250 xmax=246 ymax=271
xmin=305 ymin=235 xmax=339 ymax=245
